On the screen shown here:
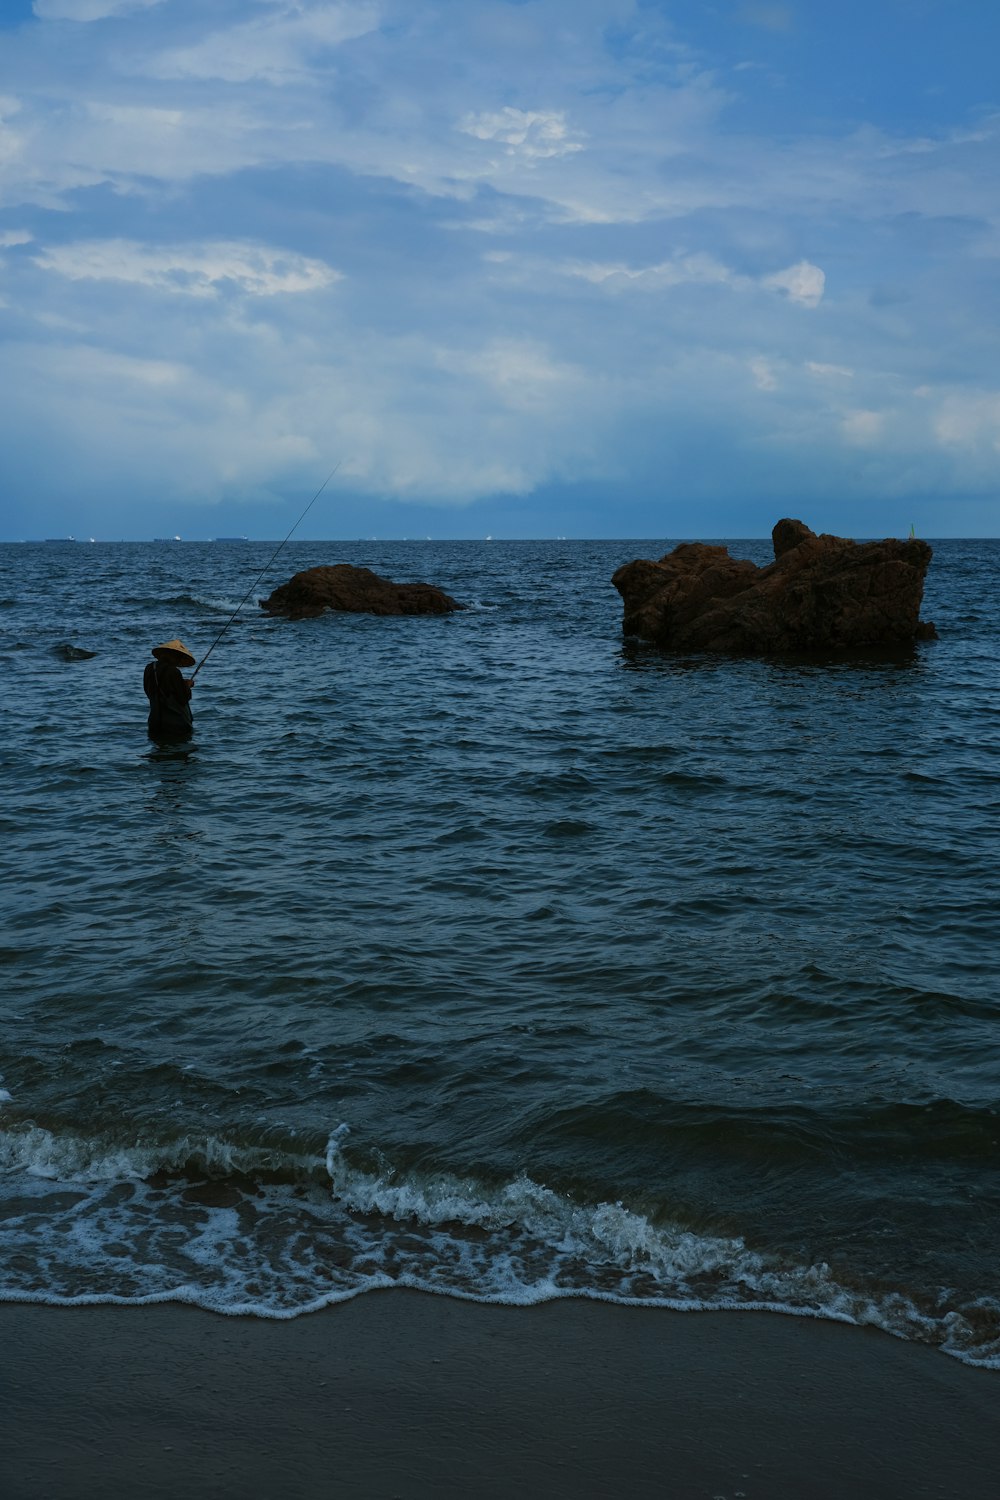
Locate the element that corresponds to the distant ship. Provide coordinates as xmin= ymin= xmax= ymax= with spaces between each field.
xmin=153 ymin=536 xmax=182 ymax=542
xmin=213 ymin=536 xmax=249 ymax=542
xmin=44 ymin=537 xmax=76 ymax=543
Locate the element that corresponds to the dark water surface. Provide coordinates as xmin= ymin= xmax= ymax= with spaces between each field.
xmin=1 ymin=538 xmax=998 ymax=1366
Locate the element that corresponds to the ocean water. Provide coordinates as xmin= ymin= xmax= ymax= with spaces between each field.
xmin=1 ymin=536 xmax=998 ymax=1367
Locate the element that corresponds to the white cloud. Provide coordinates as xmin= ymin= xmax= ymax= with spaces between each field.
xmin=841 ymin=409 xmax=884 ymax=445
xmin=933 ymin=392 xmax=1000 ymax=448
xmin=148 ymin=2 xmax=381 ymax=84
xmin=763 ymin=260 xmax=825 ymax=307
xmin=557 ymin=253 xmax=827 ymax=310
xmin=0 ymin=98 xmax=289 ymax=205
xmin=434 ymin=338 xmax=581 ymax=411
xmin=0 ymin=96 xmax=23 ymax=171
xmin=0 ymin=315 xmax=617 ymax=506
xmin=0 ymin=230 xmax=32 ymax=247
xmin=750 ymin=356 xmax=778 ymax=391
xmin=564 ymin=252 xmax=736 ymax=289
xmin=739 ymin=4 xmax=794 ymax=31
xmin=459 ymin=108 xmax=585 ymax=161
xmin=32 ymin=343 xmax=184 ymax=386
xmin=33 ymin=239 xmax=342 ymax=297
xmin=33 ymin=0 xmax=164 ymax=18
xmin=807 ymin=360 xmax=854 ymax=378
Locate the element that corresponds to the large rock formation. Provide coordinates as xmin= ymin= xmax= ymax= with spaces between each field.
xmin=612 ymin=520 xmax=936 ymax=652
xmin=260 ymin=564 xmax=465 ymax=620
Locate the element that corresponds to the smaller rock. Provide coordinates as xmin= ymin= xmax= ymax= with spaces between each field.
xmin=54 ymin=643 xmax=97 ymax=661
xmin=261 ymin=564 xmax=465 ymax=620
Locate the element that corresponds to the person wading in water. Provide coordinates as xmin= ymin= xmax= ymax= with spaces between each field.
xmin=144 ymin=638 xmax=196 ymax=740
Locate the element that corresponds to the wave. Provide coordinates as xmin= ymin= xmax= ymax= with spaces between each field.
xmin=0 ymin=1114 xmax=330 ymax=1187
xmin=0 ymin=1120 xmax=996 ymax=1367
xmin=526 ymin=1091 xmax=1000 ymax=1167
xmin=125 ymin=593 xmax=261 ymax=613
xmin=192 ymin=594 xmax=262 ymax=615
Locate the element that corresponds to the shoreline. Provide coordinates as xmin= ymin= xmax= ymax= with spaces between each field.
xmin=3 ymin=1293 xmax=996 ymax=1499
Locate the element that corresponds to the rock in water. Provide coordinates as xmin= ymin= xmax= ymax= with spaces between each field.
xmin=612 ymin=520 xmax=936 ymax=652
xmin=260 ymin=565 xmax=465 ymax=620
xmin=54 ymin=643 xmax=97 ymax=661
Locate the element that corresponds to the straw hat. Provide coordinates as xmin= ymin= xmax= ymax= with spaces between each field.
xmin=152 ymin=638 xmax=196 ymax=667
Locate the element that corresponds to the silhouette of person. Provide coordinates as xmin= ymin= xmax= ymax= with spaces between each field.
xmin=144 ymin=638 xmax=195 ymax=740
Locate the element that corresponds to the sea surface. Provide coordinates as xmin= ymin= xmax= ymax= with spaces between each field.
xmin=1 ymin=536 xmax=998 ymax=1367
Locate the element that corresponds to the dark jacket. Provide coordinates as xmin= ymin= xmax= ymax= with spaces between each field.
xmin=144 ymin=659 xmax=193 ymax=738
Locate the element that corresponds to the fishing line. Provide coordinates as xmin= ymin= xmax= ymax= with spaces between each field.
xmin=191 ymin=460 xmax=342 ymax=680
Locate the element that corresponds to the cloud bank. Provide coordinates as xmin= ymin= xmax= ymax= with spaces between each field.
xmin=1 ymin=0 xmax=999 ymax=535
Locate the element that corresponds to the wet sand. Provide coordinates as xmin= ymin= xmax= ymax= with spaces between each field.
xmin=2 ymin=1293 xmax=996 ymax=1499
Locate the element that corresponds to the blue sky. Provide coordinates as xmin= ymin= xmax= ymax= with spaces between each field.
xmin=1 ymin=0 xmax=999 ymax=539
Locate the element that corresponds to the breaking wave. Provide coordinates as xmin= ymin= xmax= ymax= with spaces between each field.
xmin=127 ymin=593 xmax=261 ymax=613
xmin=0 ymin=1120 xmax=996 ymax=1367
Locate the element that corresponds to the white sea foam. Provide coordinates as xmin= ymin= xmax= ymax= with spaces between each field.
xmin=192 ymin=594 xmax=263 ymax=615
xmin=0 ymin=1123 xmax=322 ymax=1184
xmin=0 ymin=1121 xmax=997 ymax=1368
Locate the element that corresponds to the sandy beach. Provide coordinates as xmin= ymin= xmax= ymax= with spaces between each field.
xmin=2 ymin=1294 xmax=995 ymax=1499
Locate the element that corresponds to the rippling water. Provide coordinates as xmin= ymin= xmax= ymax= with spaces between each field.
xmin=1 ymin=536 xmax=998 ymax=1365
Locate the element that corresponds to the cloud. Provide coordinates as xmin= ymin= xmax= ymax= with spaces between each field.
xmin=807 ymin=361 xmax=854 ymax=378
xmin=562 ymin=252 xmax=736 ymax=289
xmin=33 ymin=240 xmax=342 ymax=297
xmin=932 ymin=391 xmax=1000 ymax=449
xmin=147 ymin=2 xmax=381 ymax=84
xmin=433 ymin=337 xmax=583 ymax=412
xmin=52 ymin=345 xmax=184 ymax=386
xmin=458 ymin=108 xmax=585 ymax=162
xmin=0 ymin=311 xmax=619 ymax=507
xmin=0 ymin=97 xmax=287 ymax=206
xmin=841 ymin=409 xmax=884 ymax=445
xmin=0 ymin=95 xmax=23 ymax=172
xmin=33 ymin=0 xmax=165 ymax=19
xmin=763 ymin=260 xmax=825 ymax=307
xmin=750 ymin=356 xmax=778 ymax=391
xmin=1 ymin=0 xmax=1000 ymax=533
xmin=738 ymin=4 xmax=794 ymax=31
xmin=558 ymin=253 xmax=826 ymax=310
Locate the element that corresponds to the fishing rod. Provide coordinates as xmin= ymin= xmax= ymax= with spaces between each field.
xmin=191 ymin=460 xmax=342 ymax=681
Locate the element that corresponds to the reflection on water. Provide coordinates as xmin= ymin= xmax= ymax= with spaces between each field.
xmin=144 ymin=740 xmax=203 ymax=846
xmin=145 ymin=739 xmax=197 ymax=764
xmin=617 ymin=637 xmax=926 ymax=675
